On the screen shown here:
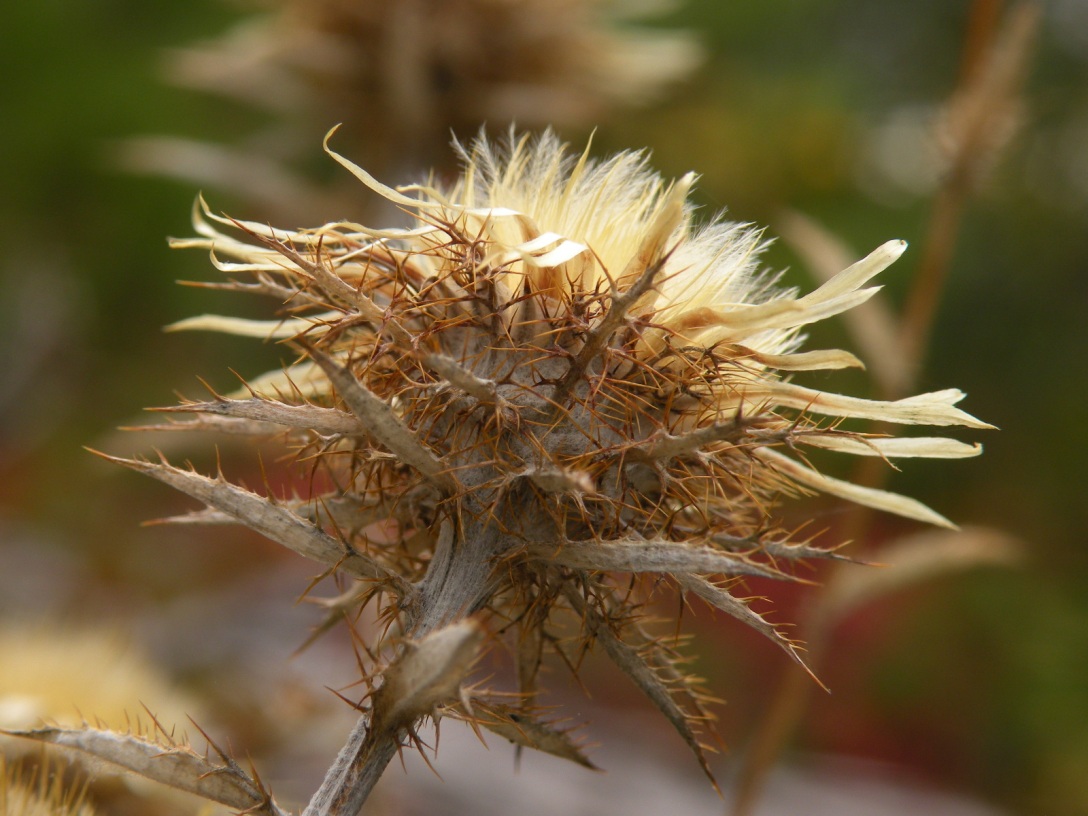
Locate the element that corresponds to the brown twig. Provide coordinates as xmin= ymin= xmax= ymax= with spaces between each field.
xmin=729 ymin=5 xmax=1038 ymax=815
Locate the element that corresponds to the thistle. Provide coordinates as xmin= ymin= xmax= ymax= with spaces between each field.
xmin=95 ymin=130 xmax=988 ymax=814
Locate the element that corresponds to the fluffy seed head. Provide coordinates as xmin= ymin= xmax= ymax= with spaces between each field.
xmin=143 ymin=130 xmax=989 ymax=775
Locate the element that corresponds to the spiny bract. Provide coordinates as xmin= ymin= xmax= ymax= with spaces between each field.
xmin=117 ymin=129 xmax=990 ymax=778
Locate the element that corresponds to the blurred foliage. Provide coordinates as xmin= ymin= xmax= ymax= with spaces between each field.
xmin=2 ymin=1 xmax=1086 ymax=814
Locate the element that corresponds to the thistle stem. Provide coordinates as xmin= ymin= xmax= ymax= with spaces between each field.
xmin=302 ymin=515 xmax=502 ymax=816
xmin=300 ymin=721 xmax=397 ymax=816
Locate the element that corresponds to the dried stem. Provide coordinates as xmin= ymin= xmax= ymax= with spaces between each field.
xmin=302 ymin=725 xmax=398 ymax=816
xmin=729 ymin=6 xmax=1038 ymax=814
xmin=303 ymin=516 xmax=502 ymax=816
xmin=898 ymin=1 xmax=1039 ymax=382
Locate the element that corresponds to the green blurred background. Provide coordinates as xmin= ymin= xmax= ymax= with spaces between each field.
xmin=1 ymin=1 xmax=1086 ymax=814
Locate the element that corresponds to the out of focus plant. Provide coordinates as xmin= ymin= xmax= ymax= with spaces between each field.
xmin=121 ymin=0 xmax=701 ymax=223
xmin=1 ymin=757 xmax=93 ymax=816
xmin=729 ymin=3 xmax=1037 ymax=813
xmin=0 ymin=626 xmax=207 ymax=816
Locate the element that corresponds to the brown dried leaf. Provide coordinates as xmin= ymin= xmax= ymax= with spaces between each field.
xmin=306 ymin=344 xmax=458 ymax=494
xmin=92 ymin=451 xmax=409 ymax=597
xmin=3 ymin=727 xmax=287 ymax=816
xmin=124 ymin=414 xmax=286 ymax=436
xmin=677 ymin=574 xmax=821 ymax=689
xmin=523 ymin=467 xmax=596 ymax=496
xmin=566 ymin=588 xmax=717 ymax=789
xmin=152 ymin=397 xmax=366 ymax=436
xmin=421 ymin=353 xmax=501 ymax=405
xmin=536 ymin=538 xmax=802 ymax=582
xmin=373 ymin=619 xmax=486 ymax=732
xmin=631 ymin=416 xmax=750 ymax=462
xmin=469 ymin=702 xmax=599 ymax=770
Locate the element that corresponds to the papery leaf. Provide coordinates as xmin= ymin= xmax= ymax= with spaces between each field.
xmin=3 ymin=727 xmax=287 ymax=816
xmin=778 ymin=211 xmax=908 ymax=396
xmin=92 ymin=451 xmax=409 ymax=597
xmin=758 ymin=448 xmax=957 ymax=528
xmin=743 ymin=382 xmax=993 ymax=429
xmin=468 ymin=702 xmax=599 ymax=770
xmin=535 ymin=537 xmax=802 ymax=582
xmin=566 ymin=588 xmax=718 ymax=790
xmin=165 ymin=313 xmax=333 ymax=339
xmin=372 ymin=620 xmax=486 ymax=732
xmin=799 ymin=434 xmax=982 ymax=459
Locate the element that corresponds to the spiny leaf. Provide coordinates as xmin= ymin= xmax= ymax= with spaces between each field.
xmin=91 ymin=450 xmax=409 ymax=597
xmin=3 ymin=727 xmax=287 ymax=816
xmin=372 ymin=619 xmax=486 ymax=732
xmin=677 ymin=574 xmax=824 ymax=691
xmin=422 ymin=353 xmax=502 ymax=405
xmin=125 ymin=414 xmax=284 ymax=436
xmin=534 ymin=537 xmax=805 ymax=582
xmin=552 ymin=242 xmax=678 ymax=406
xmin=756 ymin=537 xmax=858 ymax=564
xmin=467 ymin=702 xmax=599 ymax=770
xmin=630 ymin=415 xmax=753 ymax=462
xmin=152 ymin=397 xmax=366 ymax=436
xmin=153 ymin=494 xmax=395 ymax=534
xmin=709 ymin=530 xmax=859 ymax=565
xmin=305 ymin=343 xmax=459 ymax=494
xmin=566 ymin=588 xmax=718 ymax=790
xmin=522 ymin=467 xmax=595 ymax=495
xmin=297 ymin=582 xmax=381 ymax=654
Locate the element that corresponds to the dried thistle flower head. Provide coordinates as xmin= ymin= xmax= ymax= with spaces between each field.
xmin=125 ymin=0 xmax=701 ymax=223
xmin=170 ymin=0 xmax=698 ymax=134
xmin=110 ymin=130 xmax=989 ymax=793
